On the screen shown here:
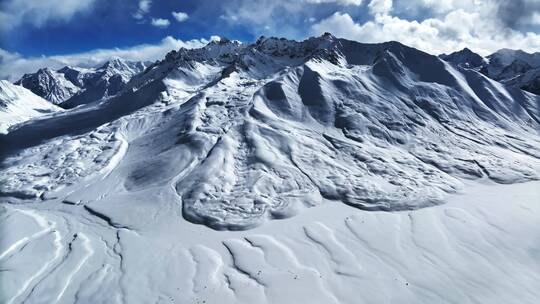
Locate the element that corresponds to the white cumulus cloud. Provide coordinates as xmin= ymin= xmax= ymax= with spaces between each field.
xmin=0 ymin=36 xmax=211 ymax=81
xmin=133 ymin=0 xmax=152 ymax=20
xmin=312 ymin=0 xmax=540 ymax=55
xmin=151 ymin=18 xmax=171 ymax=28
xmin=0 ymin=0 xmax=95 ymax=31
xmin=305 ymin=0 xmax=362 ymax=5
xmin=172 ymin=11 xmax=189 ymax=22
xmin=368 ymin=0 xmax=392 ymax=15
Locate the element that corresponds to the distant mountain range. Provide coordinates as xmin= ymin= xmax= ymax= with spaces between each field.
xmin=440 ymin=48 xmax=540 ymax=95
xmin=11 ymin=42 xmax=540 ymax=113
xmin=14 ymin=58 xmax=148 ymax=108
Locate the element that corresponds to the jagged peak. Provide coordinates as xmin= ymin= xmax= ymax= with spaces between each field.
xmin=255 ymin=35 xmax=286 ymax=44
xmin=439 ymin=47 xmax=482 ymax=59
xmin=205 ymin=36 xmax=241 ymax=46
xmin=254 ymin=33 xmax=335 ymax=47
xmin=250 ymin=34 xmax=339 ymax=59
xmin=321 ymin=32 xmax=335 ymax=39
xmin=36 ymin=67 xmax=56 ymax=75
xmin=99 ymin=57 xmax=130 ymax=70
xmin=441 ymin=47 xmax=482 ymax=57
xmin=439 ymin=46 xmax=486 ymax=69
xmin=458 ymin=47 xmax=475 ymax=54
xmin=488 ymin=48 xmax=540 ymax=69
xmin=14 ymin=67 xmax=58 ymax=83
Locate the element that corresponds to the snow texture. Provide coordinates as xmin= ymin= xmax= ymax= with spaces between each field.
xmin=0 ymin=80 xmax=61 ymax=134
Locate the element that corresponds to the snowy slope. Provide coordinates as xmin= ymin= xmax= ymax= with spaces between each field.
xmin=1 ymin=34 xmax=540 ymax=303
xmin=0 ymin=80 xmax=61 ymax=134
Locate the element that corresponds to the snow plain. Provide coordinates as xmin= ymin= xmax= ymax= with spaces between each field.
xmin=1 ymin=180 xmax=539 ymax=304
xmin=1 ymin=35 xmax=540 ymax=303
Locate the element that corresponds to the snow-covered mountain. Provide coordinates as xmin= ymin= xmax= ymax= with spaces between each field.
xmin=486 ymin=50 xmax=540 ymax=95
xmin=14 ymin=68 xmax=81 ymax=105
xmin=60 ymin=59 xmax=148 ymax=108
xmin=441 ymin=47 xmax=540 ymax=95
xmin=15 ymin=58 xmax=148 ymax=108
xmin=488 ymin=48 xmax=540 ymax=69
xmin=2 ymin=33 xmax=540 ymax=225
xmin=0 ymin=80 xmax=61 ymax=134
xmin=2 ymin=35 xmax=540 ymax=303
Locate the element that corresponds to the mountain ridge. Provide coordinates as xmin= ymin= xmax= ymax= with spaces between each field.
xmin=439 ymin=47 xmax=540 ymax=95
xmin=14 ymin=58 xmax=149 ymax=108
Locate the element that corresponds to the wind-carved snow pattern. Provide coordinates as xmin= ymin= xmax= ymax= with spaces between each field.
xmin=1 ymin=34 xmax=540 ymax=231
xmin=0 ymin=126 xmax=125 ymax=201
xmin=2 ymin=181 xmax=540 ymax=303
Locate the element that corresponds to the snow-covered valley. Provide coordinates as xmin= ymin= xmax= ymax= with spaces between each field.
xmin=1 ymin=34 xmax=540 ymax=303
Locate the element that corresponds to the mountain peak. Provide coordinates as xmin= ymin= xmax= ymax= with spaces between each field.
xmin=322 ymin=32 xmax=334 ymax=38
xmin=439 ymin=47 xmax=485 ymax=69
xmin=35 ymin=67 xmax=56 ymax=75
xmin=99 ymin=58 xmax=129 ymax=70
xmin=206 ymin=36 xmax=238 ymax=46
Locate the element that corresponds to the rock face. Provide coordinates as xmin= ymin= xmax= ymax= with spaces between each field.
xmin=14 ymin=68 xmax=80 ymax=105
xmin=59 ymin=59 xmax=148 ymax=108
xmin=15 ymin=58 xmax=148 ymax=108
xmin=2 ymin=34 xmax=540 ymax=230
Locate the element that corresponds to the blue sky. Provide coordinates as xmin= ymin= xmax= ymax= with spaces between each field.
xmin=0 ymin=0 xmax=373 ymax=56
xmin=1 ymin=0 xmax=540 ymax=80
